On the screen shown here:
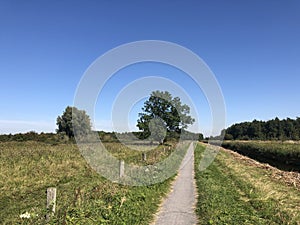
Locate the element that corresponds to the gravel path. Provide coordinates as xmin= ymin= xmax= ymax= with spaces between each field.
xmin=153 ymin=142 xmax=197 ymax=225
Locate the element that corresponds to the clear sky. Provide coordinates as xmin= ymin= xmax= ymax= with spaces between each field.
xmin=0 ymin=0 xmax=299 ymax=136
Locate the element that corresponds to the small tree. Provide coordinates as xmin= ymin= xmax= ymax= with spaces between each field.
xmin=56 ymin=106 xmax=92 ymax=138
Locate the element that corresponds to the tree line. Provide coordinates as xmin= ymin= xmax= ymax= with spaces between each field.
xmin=56 ymin=91 xmax=201 ymax=143
xmin=0 ymin=131 xmax=60 ymax=143
xmin=0 ymin=91 xmax=203 ymax=143
xmin=223 ymin=117 xmax=300 ymax=140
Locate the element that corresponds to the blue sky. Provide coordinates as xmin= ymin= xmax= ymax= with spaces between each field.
xmin=0 ymin=0 xmax=299 ymax=136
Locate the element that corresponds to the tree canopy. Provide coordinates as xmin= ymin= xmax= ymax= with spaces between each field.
xmin=224 ymin=117 xmax=300 ymax=140
xmin=56 ymin=106 xmax=92 ymax=138
xmin=137 ymin=91 xmax=195 ymax=142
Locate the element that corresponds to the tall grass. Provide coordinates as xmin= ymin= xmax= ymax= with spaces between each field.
xmin=0 ymin=141 xmax=179 ymax=224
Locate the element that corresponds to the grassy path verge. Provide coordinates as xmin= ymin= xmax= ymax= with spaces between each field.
xmin=194 ymin=143 xmax=300 ymax=225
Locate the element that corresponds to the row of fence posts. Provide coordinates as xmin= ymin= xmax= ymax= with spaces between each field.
xmin=46 ymin=146 xmax=171 ymax=220
xmin=118 ymin=146 xmax=170 ymax=178
xmin=118 ymin=152 xmax=147 ymax=178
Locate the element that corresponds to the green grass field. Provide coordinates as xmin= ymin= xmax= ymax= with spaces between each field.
xmin=0 ymin=141 xmax=178 ymax=224
xmin=195 ymin=143 xmax=300 ymax=224
xmin=1 ymin=141 xmax=299 ymax=224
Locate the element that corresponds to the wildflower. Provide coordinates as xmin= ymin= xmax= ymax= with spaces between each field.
xmin=20 ymin=211 xmax=31 ymax=219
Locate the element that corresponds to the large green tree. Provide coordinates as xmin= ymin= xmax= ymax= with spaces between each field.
xmin=56 ymin=106 xmax=92 ymax=138
xmin=137 ymin=91 xmax=195 ymax=142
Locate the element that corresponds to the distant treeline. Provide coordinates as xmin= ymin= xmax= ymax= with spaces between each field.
xmin=105 ymin=130 xmax=203 ymax=143
xmin=0 ymin=130 xmax=204 ymax=143
xmin=0 ymin=132 xmax=68 ymax=144
xmin=224 ymin=117 xmax=300 ymax=140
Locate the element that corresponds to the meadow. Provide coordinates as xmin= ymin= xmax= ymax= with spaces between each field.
xmin=1 ymin=140 xmax=300 ymax=224
xmin=0 ymin=141 xmax=182 ymax=224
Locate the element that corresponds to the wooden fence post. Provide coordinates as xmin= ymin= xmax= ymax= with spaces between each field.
xmin=142 ymin=152 xmax=147 ymax=161
xmin=46 ymin=187 xmax=56 ymax=221
xmin=119 ymin=160 xmax=125 ymax=178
